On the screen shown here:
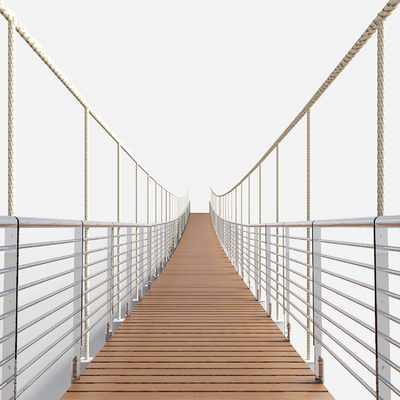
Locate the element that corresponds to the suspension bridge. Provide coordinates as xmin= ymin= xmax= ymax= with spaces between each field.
xmin=1 ymin=1 xmax=400 ymax=400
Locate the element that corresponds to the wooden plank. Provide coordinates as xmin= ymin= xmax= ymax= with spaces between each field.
xmin=62 ymin=213 xmax=334 ymax=400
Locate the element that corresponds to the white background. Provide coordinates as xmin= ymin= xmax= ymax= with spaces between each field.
xmin=0 ymin=0 xmax=399 ymax=223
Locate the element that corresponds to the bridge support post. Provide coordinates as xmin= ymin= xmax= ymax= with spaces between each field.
xmin=374 ymin=221 xmax=390 ymax=400
xmin=265 ymin=225 xmax=271 ymax=315
xmin=312 ymin=224 xmax=322 ymax=378
xmin=284 ymin=224 xmax=290 ymax=337
xmin=240 ymin=225 xmax=244 ymax=279
xmin=139 ymin=226 xmax=144 ymax=298
xmin=2 ymin=218 xmax=18 ymax=400
xmin=73 ymin=224 xmax=82 ymax=378
xmin=127 ymin=225 xmax=132 ymax=314
xmin=107 ymin=225 xmax=114 ymax=338
xmin=254 ymin=226 xmax=259 ymax=299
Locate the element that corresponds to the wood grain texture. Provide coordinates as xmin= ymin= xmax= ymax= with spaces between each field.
xmin=62 ymin=213 xmax=334 ymax=399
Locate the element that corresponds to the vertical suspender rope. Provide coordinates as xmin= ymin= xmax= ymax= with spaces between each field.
xmin=248 ymin=177 xmax=250 ymax=224
xmin=117 ymin=144 xmax=121 ymax=320
xmin=135 ymin=163 xmax=138 ymax=223
xmin=135 ymin=162 xmax=138 ymax=301
xmin=276 ymin=144 xmax=280 ymax=320
xmin=235 ymin=188 xmax=237 ymax=223
xmin=147 ymin=175 xmax=149 ymax=224
xmin=84 ymin=106 xmax=90 ymax=360
xmin=241 ymin=183 xmax=243 ymax=224
xmin=8 ymin=18 xmax=16 ymax=217
xmin=259 ymin=165 xmax=261 ymax=224
xmin=161 ymin=188 xmax=163 ymax=223
xmin=377 ymin=20 xmax=385 ymax=217
xmin=155 ymin=181 xmax=157 ymax=223
xmin=306 ymin=108 xmax=312 ymax=361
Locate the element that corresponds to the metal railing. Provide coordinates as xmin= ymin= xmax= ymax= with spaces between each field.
xmin=210 ymin=204 xmax=400 ymax=400
xmin=0 ymin=203 xmax=190 ymax=400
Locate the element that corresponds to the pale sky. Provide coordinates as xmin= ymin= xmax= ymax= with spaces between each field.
xmin=1 ymin=0 xmax=399 ymax=222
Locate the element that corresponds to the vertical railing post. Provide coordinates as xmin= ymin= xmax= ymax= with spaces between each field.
xmin=139 ymin=226 xmax=144 ymax=299
xmin=8 ymin=18 xmax=16 ymax=217
xmin=73 ymin=224 xmax=83 ymax=379
xmin=254 ymin=226 xmax=259 ymax=300
xmin=283 ymin=223 xmax=289 ymax=336
xmin=127 ymin=225 xmax=132 ymax=314
xmin=265 ymin=224 xmax=271 ymax=315
xmin=240 ymin=225 xmax=244 ymax=279
xmin=374 ymin=219 xmax=390 ymax=399
xmin=312 ymin=223 xmax=322 ymax=377
xmin=3 ymin=218 xmax=18 ymax=400
xmin=107 ymin=224 xmax=114 ymax=338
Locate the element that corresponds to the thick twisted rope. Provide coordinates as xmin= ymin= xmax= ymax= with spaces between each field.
xmin=377 ymin=21 xmax=385 ymax=216
xmin=213 ymin=0 xmax=400 ymax=198
xmin=276 ymin=145 xmax=279 ymax=319
xmin=8 ymin=19 xmax=15 ymax=216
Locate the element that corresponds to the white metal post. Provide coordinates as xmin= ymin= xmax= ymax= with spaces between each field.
xmin=313 ymin=224 xmax=322 ymax=377
xmin=127 ymin=225 xmax=132 ymax=314
xmin=73 ymin=225 xmax=82 ymax=378
xmin=254 ymin=226 xmax=259 ymax=300
xmin=266 ymin=225 xmax=271 ymax=315
xmin=283 ymin=223 xmax=289 ymax=336
xmin=139 ymin=226 xmax=144 ymax=299
xmin=375 ymin=221 xmax=390 ymax=399
xmin=3 ymin=219 xmax=18 ymax=399
xmin=107 ymin=225 xmax=114 ymax=339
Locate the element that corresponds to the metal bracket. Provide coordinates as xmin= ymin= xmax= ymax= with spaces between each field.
xmin=125 ymin=302 xmax=129 ymax=317
xmin=268 ymin=302 xmax=272 ymax=317
xmin=287 ymin=322 xmax=291 ymax=342
xmin=106 ymin=322 xmax=110 ymax=341
xmin=315 ymin=356 xmax=323 ymax=382
xmin=72 ymin=356 xmax=79 ymax=382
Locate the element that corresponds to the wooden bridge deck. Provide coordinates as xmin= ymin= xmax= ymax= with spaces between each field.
xmin=63 ymin=213 xmax=334 ymax=400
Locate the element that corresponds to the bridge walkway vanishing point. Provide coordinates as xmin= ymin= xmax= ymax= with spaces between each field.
xmin=62 ymin=213 xmax=334 ymax=400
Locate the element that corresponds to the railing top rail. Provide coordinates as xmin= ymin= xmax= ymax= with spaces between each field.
xmin=17 ymin=217 xmax=83 ymax=228
xmin=0 ymin=0 xmax=186 ymax=199
xmin=211 ymin=0 xmax=400 ymax=198
xmin=0 ymin=203 xmax=190 ymax=229
xmin=210 ymin=204 xmax=400 ymax=229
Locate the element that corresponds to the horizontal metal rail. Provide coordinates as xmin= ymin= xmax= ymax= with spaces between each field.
xmin=0 ymin=203 xmax=190 ymax=399
xmin=210 ymin=204 xmax=400 ymax=400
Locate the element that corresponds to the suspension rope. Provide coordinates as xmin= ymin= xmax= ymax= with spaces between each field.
xmin=259 ymin=165 xmax=261 ymax=224
xmin=276 ymin=145 xmax=279 ymax=320
xmin=212 ymin=0 xmax=399 ymax=198
xmin=377 ymin=20 xmax=385 ymax=217
xmin=7 ymin=18 xmax=15 ymax=217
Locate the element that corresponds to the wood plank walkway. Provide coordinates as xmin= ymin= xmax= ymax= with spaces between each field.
xmin=62 ymin=213 xmax=334 ymax=400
